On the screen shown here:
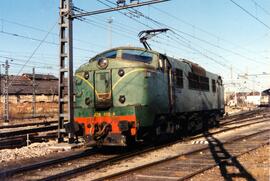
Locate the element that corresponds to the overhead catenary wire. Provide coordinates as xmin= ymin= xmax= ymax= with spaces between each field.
xmin=73 ymin=4 xmax=150 ymax=41
xmin=7 ymin=22 xmax=57 ymax=87
xmin=101 ymin=0 xmax=270 ymax=66
xmin=0 ymin=60 xmax=57 ymax=70
xmin=0 ymin=18 xmax=106 ymax=49
xmin=95 ymin=0 xmax=231 ymax=68
xmin=0 ymin=55 xmax=57 ymax=67
xmin=98 ymin=0 xmax=235 ymax=72
xmin=229 ymin=0 xmax=270 ymax=30
xmin=135 ymin=8 xmax=267 ymax=88
xmin=90 ymin=0 xmax=236 ymax=71
xmin=119 ymin=2 xmax=267 ymax=69
xmin=135 ymin=8 xmax=270 ymax=65
xmin=98 ymin=0 xmax=266 ymax=90
xmin=250 ymin=0 xmax=270 ymax=16
xmin=0 ymin=30 xmax=99 ymax=54
xmin=151 ymin=6 xmax=263 ymax=55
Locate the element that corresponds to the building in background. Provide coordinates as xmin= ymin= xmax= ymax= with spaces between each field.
xmin=0 ymin=73 xmax=58 ymax=103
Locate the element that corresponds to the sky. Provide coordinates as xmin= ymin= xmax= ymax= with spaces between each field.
xmin=0 ymin=0 xmax=269 ymax=92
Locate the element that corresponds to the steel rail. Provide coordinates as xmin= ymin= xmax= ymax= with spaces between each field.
xmin=220 ymin=108 xmax=264 ymax=122
xmin=0 ymin=148 xmax=98 ymax=177
xmin=0 ymin=132 xmax=57 ymax=149
xmin=94 ymin=129 xmax=269 ymax=181
xmin=178 ymin=142 xmax=269 ymax=181
xmin=0 ymin=120 xmax=58 ymax=129
xmin=0 ymin=124 xmax=58 ymax=137
xmin=187 ymin=116 xmax=269 ymax=141
xmin=220 ymin=114 xmax=270 ymax=127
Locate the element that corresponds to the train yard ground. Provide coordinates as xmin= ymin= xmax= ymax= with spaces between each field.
xmin=0 ymin=107 xmax=268 ymax=181
xmin=0 ymin=120 xmax=58 ymax=149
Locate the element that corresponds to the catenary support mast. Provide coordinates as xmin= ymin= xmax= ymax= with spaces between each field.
xmin=3 ymin=60 xmax=10 ymax=124
xmin=58 ymin=0 xmax=74 ymax=143
xmin=32 ymin=67 xmax=36 ymax=117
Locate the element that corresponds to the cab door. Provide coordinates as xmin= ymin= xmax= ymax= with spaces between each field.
xmin=160 ymin=55 xmax=174 ymax=113
xmin=94 ymin=70 xmax=112 ymax=109
xmin=217 ymin=77 xmax=223 ymax=110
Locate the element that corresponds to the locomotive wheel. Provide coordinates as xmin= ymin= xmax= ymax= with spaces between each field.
xmin=202 ymin=116 xmax=209 ymax=131
xmin=213 ymin=114 xmax=220 ymax=127
xmin=181 ymin=119 xmax=188 ymax=136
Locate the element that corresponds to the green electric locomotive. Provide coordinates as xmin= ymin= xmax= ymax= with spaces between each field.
xmin=73 ymin=46 xmax=224 ymax=146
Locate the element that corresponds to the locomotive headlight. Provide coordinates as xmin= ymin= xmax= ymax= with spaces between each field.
xmin=84 ymin=71 xmax=89 ymax=79
xmin=119 ymin=95 xmax=126 ymax=104
xmin=97 ymin=58 xmax=108 ymax=69
xmin=118 ymin=69 xmax=125 ymax=77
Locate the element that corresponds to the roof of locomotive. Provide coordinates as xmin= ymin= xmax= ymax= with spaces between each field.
xmin=90 ymin=46 xmax=160 ymax=61
xmin=77 ymin=46 xmax=221 ymax=79
xmin=76 ymin=46 xmax=160 ymax=70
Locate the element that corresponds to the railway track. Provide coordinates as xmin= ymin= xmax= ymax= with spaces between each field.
xmin=220 ymin=107 xmax=266 ymax=124
xmin=0 ymin=124 xmax=57 ymax=138
xmin=0 ymin=132 xmax=57 ymax=149
xmin=0 ymin=120 xmax=58 ymax=129
xmin=0 ymin=108 xmax=268 ymax=180
xmin=104 ymin=128 xmax=269 ymax=181
xmin=0 ymin=122 xmax=58 ymax=149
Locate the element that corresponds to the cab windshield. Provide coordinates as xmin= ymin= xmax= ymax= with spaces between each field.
xmin=122 ymin=49 xmax=153 ymax=63
xmin=91 ymin=50 xmax=117 ymax=62
xmin=90 ymin=49 xmax=154 ymax=64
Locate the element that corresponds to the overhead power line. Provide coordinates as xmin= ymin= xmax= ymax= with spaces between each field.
xmin=0 ymin=60 xmax=56 ymax=70
xmin=229 ymin=0 xmax=270 ymax=30
xmin=72 ymin=0 xmax=169 ymax=18
xmin=250 ymin=0 xmax=270 ymax=16
xmin=99 ymin=0 xmax=267 ymax=89
xmin=0 ymin=55 xmax=57 ymax=67
xmin=99 ymin=0 xmax=233 ymax=69
xmin=0 ymin=18 xmax=106 ymax=49
xmin=0 ymin=30 xmax=98 ymax=53
xmin=8 ymin=22 xmax=57 ymax=87
xmin=105 ymin=0 xmax=270 ymax=66
xmin=151 ymin=6 xmax=261 ymax=55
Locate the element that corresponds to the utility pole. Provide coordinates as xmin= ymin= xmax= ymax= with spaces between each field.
xmin=58 ymin=0 xmax=169 ymax=143
xmin=107 ymin=17 xmax=113 ymax=49
xmin=2 ymin=60 xmax=11 ymax=124
xmin=230 ymin=65 xmax=237 ymax=105
xmin=32 ymin=67 xmax=36 ymax=117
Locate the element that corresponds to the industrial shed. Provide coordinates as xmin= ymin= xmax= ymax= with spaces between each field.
xmin=0 ymin=74 xmax=58 ymax=103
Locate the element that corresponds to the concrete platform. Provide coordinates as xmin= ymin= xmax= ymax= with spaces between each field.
xmin=49 ymin=142 xmax=84 ymax=151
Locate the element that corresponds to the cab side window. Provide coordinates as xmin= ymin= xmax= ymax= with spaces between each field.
xmin=158 ymin=58 xmax=164 ymax=72
xmin=175 ymin=69 xmax=183 ymax=88
xmin=212 ymin=79 xmax=216 ymax=93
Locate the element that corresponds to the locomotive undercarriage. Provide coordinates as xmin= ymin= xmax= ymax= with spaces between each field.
xmin=72 ymin=108 xmax=224 ymax=147
xmin=145 ymin=109 xmax=223 ymax=142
